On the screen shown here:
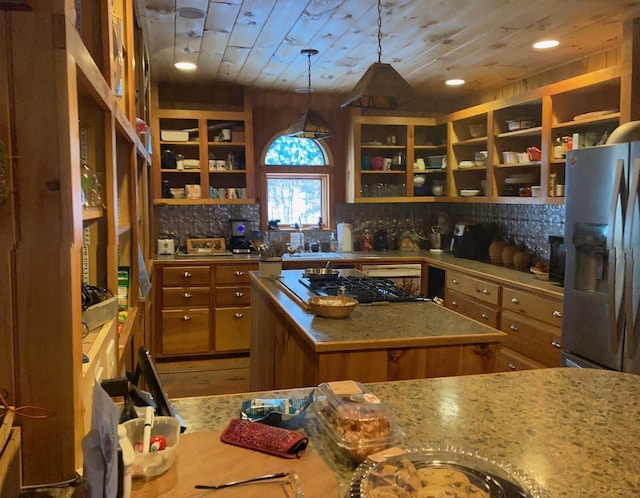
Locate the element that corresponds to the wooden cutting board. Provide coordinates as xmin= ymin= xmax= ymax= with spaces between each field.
xmin=131 ymin=430 xmax=339 ymax=497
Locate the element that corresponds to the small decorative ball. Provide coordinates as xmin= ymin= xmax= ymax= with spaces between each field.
xmin=149 ymin=435 xmax=167 ymax=452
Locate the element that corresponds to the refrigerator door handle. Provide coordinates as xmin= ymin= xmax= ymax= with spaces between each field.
xmin=607 ymin=160 xmax=625 ymax=351
xmin=624 ymin=158 xmax=640 ymax=356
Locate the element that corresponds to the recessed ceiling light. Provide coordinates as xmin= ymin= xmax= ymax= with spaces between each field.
xmin=533 ymin=39 xmax=559 ymax=49
xmin=177 ymin=7 xmax=205 ymax=19
xmin=445 ymin=79 xmax=465 ymax=86
xmin=174 ymin=61 xmax=197 ymax=71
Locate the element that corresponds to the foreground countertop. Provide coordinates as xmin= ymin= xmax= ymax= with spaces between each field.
xmin=171 ymin=368 xmax=640 ymax=497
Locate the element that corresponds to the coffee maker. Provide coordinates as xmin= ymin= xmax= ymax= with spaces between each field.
xmin=449 ymin=222 xmax=495 ymax=261
xmin=229 ymin=219 xmax=252 ymax=254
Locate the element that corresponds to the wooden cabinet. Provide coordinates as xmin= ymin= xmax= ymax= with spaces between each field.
xmin=153 ymin=262 xmax=257 ymax=358
xmin=497 ymin=286 xmax=563 ymax=370
xmin=151 ymin=89 xmax=255 ymax=205
xmin=443 ymin=268 xmax=563 ymax=372
xmin=448 ymin=111 xmax=489 ymax=198
xmin=214 ymin=263 xmax=256 ymax=352
xmin=443 ymin=66 xmax=621 ymax=204
xmin=157 ymin=265 xmax=212 ymax=356
xmin=348 ymin=114 xmax=447 ymax=203
xmin=3 ymin=0 xmax=152 ymax=485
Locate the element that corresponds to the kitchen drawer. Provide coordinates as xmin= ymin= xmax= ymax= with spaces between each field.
xmin=215 ymin=306 xmax=251 ymax=351
xmin=216 ymin=265 xmax=256 ymax=285
xmin=500 ymin=310 xmax=562 ymax=367
xmin=497 ymin=347 xmax=546 ymax=372
xmin=502 ymin=287 xmax=563 ymax=327
xmin=163 ymin=287 xmax=211 ymax=307
xmin=163 ymin=266 xmax=211 ymax=286
xmin=446 ymin=271 xmax=500 ymax=306
xmin=161 ymin=308 xmax=210 ymax=355
xmin=216 ymin=286 xmax=251 ymax=306
xmin=445 ymin=289 xmax=499 ymax=328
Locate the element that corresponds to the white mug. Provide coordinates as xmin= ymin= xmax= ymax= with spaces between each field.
xmin=416 ymin=158 xmax=426 ymax=171
xmin=221 ymin=128 xmax=231 ymax=142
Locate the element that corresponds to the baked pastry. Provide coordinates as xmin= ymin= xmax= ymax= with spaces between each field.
xmin=364 ymin=458 xmax=490 ymax=498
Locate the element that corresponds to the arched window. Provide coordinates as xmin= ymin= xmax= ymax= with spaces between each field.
xmin=265 ymin=136 xmax=328 ymax=166
xmin=263 ymin=135 xmax=331 ymax=228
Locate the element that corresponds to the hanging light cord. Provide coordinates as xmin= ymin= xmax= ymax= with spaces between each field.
xmin=306 ymin=50 xmax=313 ymax=108
xmin=376 ymin=0 xmax=382 ymax=63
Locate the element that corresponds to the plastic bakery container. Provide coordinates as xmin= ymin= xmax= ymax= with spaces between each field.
xmin=310 ymin=380 xmax=403 ymax=463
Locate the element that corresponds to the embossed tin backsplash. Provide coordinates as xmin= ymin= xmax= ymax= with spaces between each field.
xmin=157 ymin=202 xmax=564 ymax=262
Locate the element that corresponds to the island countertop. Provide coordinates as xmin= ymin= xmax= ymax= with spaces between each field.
xmin=170 ymin=368 xmax=640 ymax=497
xmin=251 ymin=269 xmax=506 ymax=353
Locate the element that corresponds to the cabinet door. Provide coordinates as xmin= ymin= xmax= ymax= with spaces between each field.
xmin=497 ymin=347 xmax=546 ymax=372
xmin=216 ymin=286 xmax=251 ymax=306
xmin=502 ymin=287 xmax=563 ymax=327
xmin=215 ymin=307 xmax=251 ymax=351
xmin=445 ymin=289 xmax=499 ymax=328
xmin=161 ymin=308 xmax=210 ymax=354
xmin=447 ymin=271 xmax=500 ymax=305
xmin=500 ymin=310 xmax=562 ymax=367
xmin=163 ymin=266 xmax=211 ymax=286
xmin=216 ymin=265 xmax=254 ymax=284
xmin=163 ymin=287 xmax=210 ymax=307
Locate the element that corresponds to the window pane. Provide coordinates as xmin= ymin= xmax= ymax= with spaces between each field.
xmin=267 ymin=178 xmax=322 ymax=225
xmin=265 ymin=136 xmax=326 ymax=166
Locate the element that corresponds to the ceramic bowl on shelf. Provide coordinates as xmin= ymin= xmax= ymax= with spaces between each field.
xmin=468 ymin=123 xmax=486 ymax=138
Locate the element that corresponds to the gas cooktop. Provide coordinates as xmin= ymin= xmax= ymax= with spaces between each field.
xmin=300 ymin=275 xmax=423 ymax=303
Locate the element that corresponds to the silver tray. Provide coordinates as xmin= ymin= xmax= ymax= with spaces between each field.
xmin=350 ymin=447 xmax=549 ymax=498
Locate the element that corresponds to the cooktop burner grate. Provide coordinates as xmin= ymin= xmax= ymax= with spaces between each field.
xmin=300 ymin=276 xmax=422 ymax=303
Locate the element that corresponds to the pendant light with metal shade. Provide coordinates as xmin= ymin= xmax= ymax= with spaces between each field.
xmin=284 ymin=49 xmax=334 ymax=140
xmin=341 ymin=0 xmax=414 ymax=109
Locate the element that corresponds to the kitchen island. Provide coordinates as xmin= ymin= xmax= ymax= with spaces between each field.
xmin=250 ymin=269 xmax=506 ymax=391
xmin=154 ymin=368 xmax=640 ymax=497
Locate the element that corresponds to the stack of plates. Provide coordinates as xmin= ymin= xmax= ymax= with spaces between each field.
xmin=460 ymin=189 xmax=480 ymax=197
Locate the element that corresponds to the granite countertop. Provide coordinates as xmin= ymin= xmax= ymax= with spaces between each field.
xmin=171 ymin=368 xmax=640 ymax=497
xmin=251 ymin=270 xmax=506 ymax=352
xmin=155 ymin=250 xmax=563 ymax=298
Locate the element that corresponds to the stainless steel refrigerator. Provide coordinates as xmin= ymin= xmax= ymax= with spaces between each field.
xmin=562 ymin=142 xmax=640 ymax=373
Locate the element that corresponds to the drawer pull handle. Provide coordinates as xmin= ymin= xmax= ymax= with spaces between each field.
xmin=183 ymin=293 xmax=192 ymax=299
xmin=509 ymin=324 xmax=518 ymax=331
xmin=235 ymin=271 xmax=245 ymax=277
xmin=481 ymin=312 xmax=489 ymax=319
xmin=451 ymin=300 xmax=458 ymax=306
xmin=182 ymin=315 xmax=191 ymax=321
xmin=507 ymin=362 xmax=516 ymax=370
xmin=510 ymin=297 xmax=519 ymax=304
xmin=481 ymin=288 xmax=489 ymax=295
xmin=452 ymin=279 xmax=459 ymax=285
xmin=184 ymin=271 xmax=192 ymax=278
xmin=234 ymin=313 xmax=244 ymax=319
xmin=552 ymin=310 xmax=562 ymax=317
xmin=551 ymin=340 xmax=561 ymax=348
xmin=235 ymin=292 xmax=245 ymax=297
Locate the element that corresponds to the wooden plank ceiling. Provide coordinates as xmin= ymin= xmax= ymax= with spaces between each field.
xmin=135 ymin=0 xmax=640 ymax=98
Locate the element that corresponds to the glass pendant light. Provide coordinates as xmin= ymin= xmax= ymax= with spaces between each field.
xmin=341 ymin=0 xmax=414 ymax=109
xmin=284 ymin=48 xmax=334 ymax=140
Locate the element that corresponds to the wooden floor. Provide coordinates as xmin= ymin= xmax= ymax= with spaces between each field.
xmin=156 ymin=355 xmax=251 ymax=399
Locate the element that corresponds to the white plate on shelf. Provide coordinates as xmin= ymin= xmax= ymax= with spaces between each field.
xmin=460 ymin=189 xmax=480 ymax=197
xmin=458 ymin=161 xmax=476 ymax=169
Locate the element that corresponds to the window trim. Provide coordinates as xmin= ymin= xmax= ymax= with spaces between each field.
xmin=265 ymin=173 xmax=329 ymax=229
xmin=259 ymin=132 xmax=334 ymax=230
